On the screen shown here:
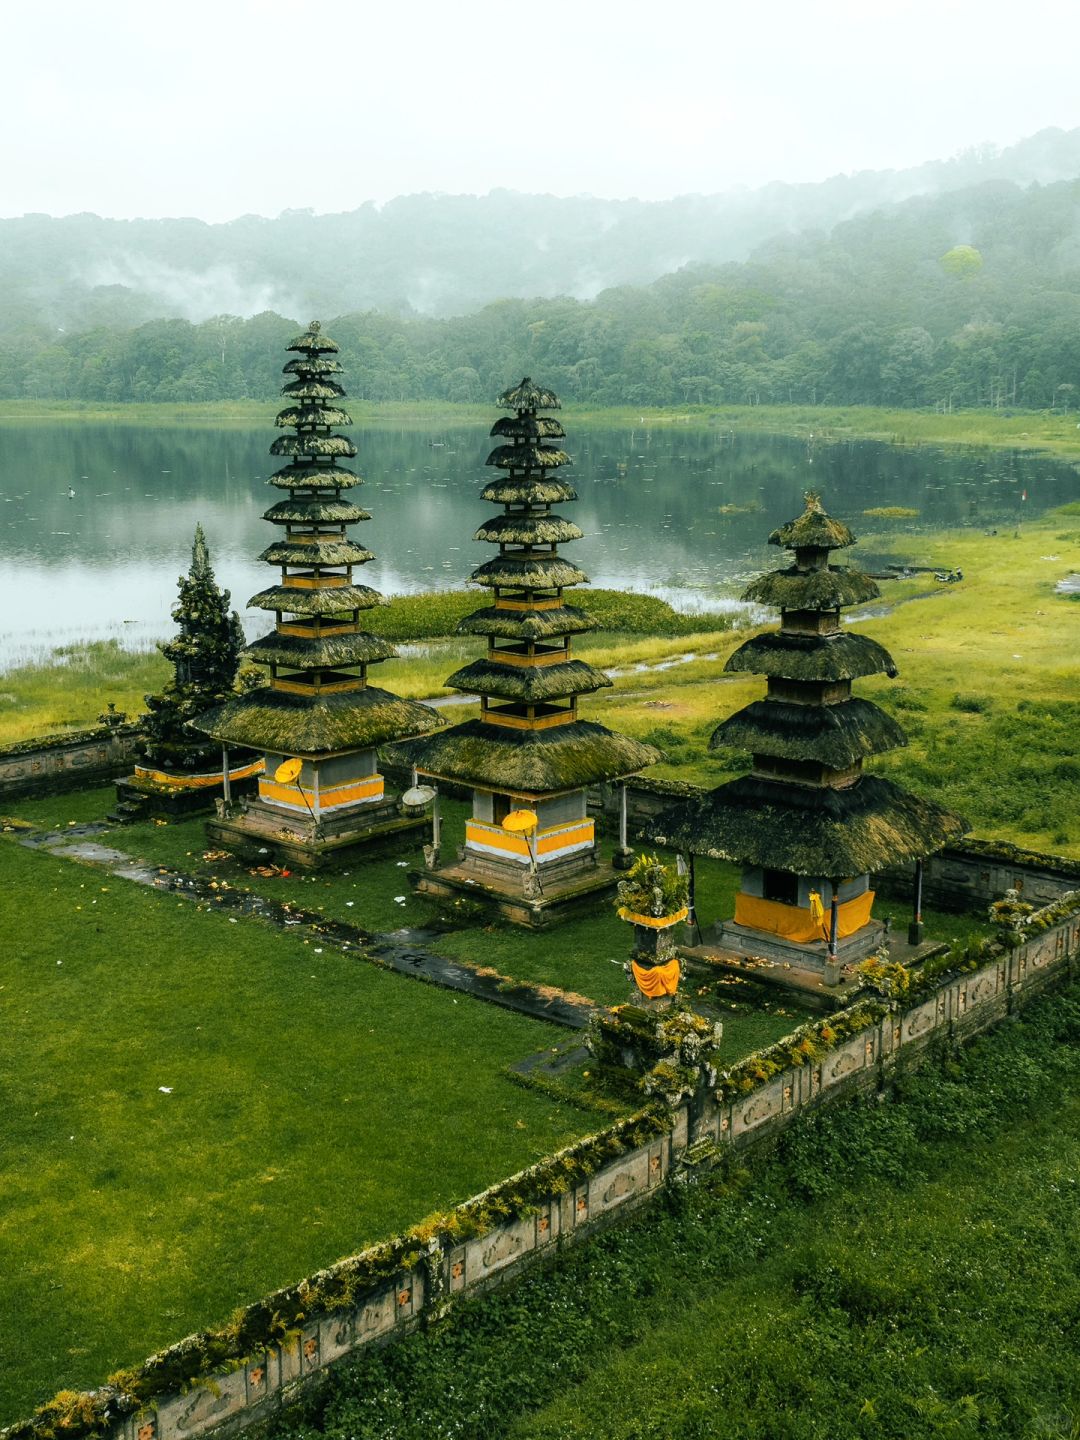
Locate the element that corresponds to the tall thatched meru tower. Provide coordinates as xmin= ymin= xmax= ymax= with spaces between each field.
xmin=195 ymin=322 xmax=443 ymax=869
xmin=651 ymin=491 xmax=966 ymax=982
xmin=397 ymin=378 xmax=660 ymax=927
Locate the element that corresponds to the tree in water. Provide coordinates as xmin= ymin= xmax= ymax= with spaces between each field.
xmin=141 ymin=524 xmax=245 ymax=770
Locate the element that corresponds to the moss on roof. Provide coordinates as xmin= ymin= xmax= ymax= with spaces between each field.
xmin=268 ymin=463 xmax=361 ymax=490
xmin=270 ymin=435 xmax=358 ymax=460
xmin=648 ymin=773 xmax=967 ymax=875
xmin=283 ymin=356 xmax=344 ymax=376
xmin=490 ymin=415 xmax=566 ymax=440
xmin=725 ymin=630 xmax=899 ymax=681
xmin=287 ymin=323 xmax=339 ymax=353
xmin=244 ymin=631 xmax=396 ymax=669
xmin=743 ymin=565 xmax=880 ymax=611
xmin=474 ymin=514 xmax=584 ymax=545
xmin=275 ymin=405 xmax=354 ymax=430
xmin=443 ymin=657 xmax=611 ymax=702
xmin=469 ymin=553 xmax=588 ymax=590
xmin=263 ymin=498 xmax=371 ymax=524
xmin=395 ymin=718 xmax=659 ymax=794
xmin=280 ymin=380 xmax=346 ymax=401
xmin=480 ymin=477 xmax=578 ymax=505
xmin=258 ymin=539 xmax=376 ymax=566
xmin=710 ymin=698 xmax=907 ymax=767
xmin=497 ymin=377 xmax=560 ymax=410
xmin=249 ymin=583 xmax=385 ymax=615
xmin=195 ymin=685 xmax=442 ymax=753
xmin=456 ymin=604 xmax=596 ymax=641
xmin=486 ymin=443 xmax=571 ymax=470
xmin=768 ymin=492 xmax=856 ymax=551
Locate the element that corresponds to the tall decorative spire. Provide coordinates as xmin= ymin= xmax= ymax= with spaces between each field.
xmin=195 ymin=323 xmax=442 ymax=868
xmin=397 ymin=378 xmax=658 ymax=926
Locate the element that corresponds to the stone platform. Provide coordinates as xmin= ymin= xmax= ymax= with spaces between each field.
xmin=206 ymin=796 xmax=427 ymax=871
xmin=411 ymin=850 xmax=621 ymax=928
xmin=714 ymin=916 xmax=887 ymax=971
xmin=110 ymin=765 xmax=260 ymax=823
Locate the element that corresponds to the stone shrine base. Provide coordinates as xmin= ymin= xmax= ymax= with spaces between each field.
xmin=110 ymin=765 xmax=259 ymax=823
xmin=411 ymin=847 xmax=621 ymax=928
xmin=715 ymin=915 xmax=887 ymax=972
xmin=205 ymin=795 xmax=427 ymax=871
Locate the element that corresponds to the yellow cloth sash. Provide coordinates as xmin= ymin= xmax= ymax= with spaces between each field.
xmin=733 ymin=889 xmax=875 ymax=944
xmin=631 ymin=957 xmax=681 ymax=998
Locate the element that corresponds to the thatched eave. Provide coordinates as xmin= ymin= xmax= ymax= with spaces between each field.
xmin=444 ymin=657 xmax=611 ymax=702
xmin=490 ymin=415 xmax=566 ymax=440
xmin=647 ymin=773 xmax=967 ymax=875
xmin=480 ymin=477 xmax=578 ymax=505
xmin=485 ymin=443 xmax=570 ymax=470
xmin=263 ymin=498 xmax=371 ymax=524
xmin=275 ymin=406 xmax=354 ymax=430
xmin=470 ymin=553 xmax=588 ymax=590
xmin=497 ymin=377 xmax=560 ymax=411
xmin=283 ymin=356 xmax=344 ymax=376
xmin=769 ymin=493 xmax=856 ymax=552
xmin=244 ymin=631 xmax=396 ymax=668
xmin=710 ymin=698 xmax=907 ymax=766
xmin=725 ymin=630 xmax=899 ymax=682
xmin=456 ymin=604 xmax=596 ymax=640
xmin=270 ymin=435 xmax=358 ymax=459
xmin=249 ymin=583 xmax=385 ymax=615
xmin=279 ymin=380 xmax=347 ymax=401
xmin=268 ymin=463 xmax=361 ymax=490
xmin=742 ymin=565 xmax=879 ymax=611
xmin=194 ymin=685 xmax=442 ymax=754
xmin=287 ymin=324 xmax=339 ymax=353
xmin=474 ymin=514 xmax=584 ymax=545
xmin=257 ymin=540 xmax=376 ymax=566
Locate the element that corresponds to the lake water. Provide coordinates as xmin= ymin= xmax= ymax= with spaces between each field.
xmin=1 ymin=419 xmax=1076 ymax=669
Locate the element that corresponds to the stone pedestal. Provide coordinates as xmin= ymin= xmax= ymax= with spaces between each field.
xmin=206 ymin=794 xmax=426 ymax=871
xmin=411 ymin=848 xmax=621 ymax=928
xmin=109 ymin=757 xmax=260 ymax=824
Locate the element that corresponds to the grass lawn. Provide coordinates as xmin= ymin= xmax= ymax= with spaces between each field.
xmin=0 ymin=840 xmax=594 ymax=1424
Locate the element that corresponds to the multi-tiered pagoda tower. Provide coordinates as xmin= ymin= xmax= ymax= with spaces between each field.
xmin=195 ymin=322 xmax=442 ymax=868
xmin=651 ymin=492 xmax=965 ymax=981
xmin=399 ymin=378 xmax=659 ymax=926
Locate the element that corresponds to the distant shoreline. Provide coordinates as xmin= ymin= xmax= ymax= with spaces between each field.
xmin=2 ymin=400 xmax=1080 ymax=460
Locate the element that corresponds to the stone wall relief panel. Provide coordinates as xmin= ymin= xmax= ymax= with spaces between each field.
xmin=903 ymin=995 xmax=943 ymax=1042
xmin=464 ymin=1214 xmax=534 ymax=1280
xmin=732 ymin=1077 xmax=785 ymax=1136
xmin=593 ymin=1148 xmax=649 ymax=1215
xmin=355 ymin=1286 xmax=396 ymax=1343
xmin=156 ymin=1367 xmax=247 ymax=1440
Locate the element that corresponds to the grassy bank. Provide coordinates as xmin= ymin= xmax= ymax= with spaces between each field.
xmin=268 ymin=977 xmax=1080 ymax=1440
xmin=0 ymin=839 xmax=593 ymax=1422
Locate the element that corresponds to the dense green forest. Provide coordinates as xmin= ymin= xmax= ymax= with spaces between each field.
xmin=9 ymin=161 xmax=1080 ymax=410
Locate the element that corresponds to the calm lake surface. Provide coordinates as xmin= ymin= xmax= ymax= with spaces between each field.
xmin=1 ymin=419 xmax=1076 ymax=668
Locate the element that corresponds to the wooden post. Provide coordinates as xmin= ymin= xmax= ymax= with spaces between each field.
xmin=909 ymin=858 xmax=924 ymax=946
xmin=688 ymin=853 xmax=702 ymax=944
xmin=619 ymin=783 xmax=628 ymax=851
xmin=312 ymin=764 xmax=321 ymax=819
xmin=221 ymin=745 xmax=231 ymax=804
xmin=824 ymin=887 xmax=841 ymax=986
xmin=432 ymin=790 xmax=441 ymax=851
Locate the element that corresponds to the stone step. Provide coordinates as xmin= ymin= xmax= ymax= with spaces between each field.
xmin=107 ymin=799 xmax=149 ymax=824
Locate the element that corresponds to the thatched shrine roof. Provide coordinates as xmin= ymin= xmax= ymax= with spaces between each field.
xmin=490 ymin=415 xmax=566 ymax=440
xmin=280 ymin=380 xmax=347 ymax=401
xmin=725 ymin=631 xmax=898 ymax=682
xmin=474 ymin=514 xmax=584 ymax=545
xmin=287 ymin=324 xmax=339 ymax=353
xmin=264 ymin=498 xmax=371 ymax=524
xmin=710 ymin=698 xmax=907 ymax=768
xmin=249 ymin=582 xmax=385 ymax=615
xmin=470 ymin=553 xmax=588 ymax=590
xmin=283 ymin=356 xmax=344 ymax=376
xmin=498 ymin=378 xmax=560 ymax=410
xmin=486 ymin=443 xmax=570 ymax=470
xmin=743 ymin=565 xmax=879 ymax=611
xmin=195 ymin=685 xmax=442 ymax=754
xmin=268 ymin=463 xmax=361 ymax=491
xmin=456 ymin=604 xmax=596 ymax=641
xmin=271 ymin=435 xmax=358 ymax=460
xmin=396 ymin=719 xmax=659 ymax=794
xmin=258 ymin=539 xmax=376 ymax=566
xmin=275 ymin=405 xmax=354 ymax=429
xmin=444 ymin=657 xmax=611 ymax=702
xmin=769 ymin=492 xmax=856 ymax=552
xmin=648 ymin=773 xmax=967 ymax=875
xmin=244 ymin=631 xmax=396 ymax=669
xmin=481 ymin=477 xmax=578 ymax=505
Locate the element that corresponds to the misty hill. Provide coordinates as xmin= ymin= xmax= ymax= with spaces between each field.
xmin=4 ymin=127 xmax=1080 ymax=334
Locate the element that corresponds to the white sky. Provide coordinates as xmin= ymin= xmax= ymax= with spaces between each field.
xmin=4 ymin=0 xmax=1080 ymax=221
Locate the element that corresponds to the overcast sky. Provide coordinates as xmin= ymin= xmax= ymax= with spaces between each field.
xmin=5 ymin=0 xmax=1080 ymax=222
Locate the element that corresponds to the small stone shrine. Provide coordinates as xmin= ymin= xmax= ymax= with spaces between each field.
xmin=195 ymin=322 xmax=442 ymax=868
xmin=112 ymin=524 xmax=260 ymax=820
xmin=651 ymin=491 xmax=966 ymax=983
xmin=397 ymin=378 xmax=659 ymax=925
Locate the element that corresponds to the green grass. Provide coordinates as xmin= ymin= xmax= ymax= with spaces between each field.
xmin=0 ymin=640 xmax=168 ymax=746
xmin=269 ymin=978 xmax=1080 ymax=1440
xmin=0 ymin=840 xmax=592 ymax=1423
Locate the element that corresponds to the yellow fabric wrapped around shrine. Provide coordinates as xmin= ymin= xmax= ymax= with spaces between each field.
xmin=734 ymin=889 xmax=875 ymax=943
xmin=631 ymin=957 xmax=681 ymax=997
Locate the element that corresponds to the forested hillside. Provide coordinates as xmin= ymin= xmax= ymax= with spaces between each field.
xmin=8 ymin=168 xmax=1080 ymax=411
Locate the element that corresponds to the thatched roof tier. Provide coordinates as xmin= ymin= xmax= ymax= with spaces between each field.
xmin=648 ymin=773 xmax=966 ymax=875
xmin=444 ymin=657 xmax=612 ymax=702
xmin=725 ymin=631 xmax=898 ymax=681
xmin=769 ymin=492 xmax=856 ymax=551
xmin=270 ymin=435 xmax=358 ymax=459
xmin=743 ymin=565 xmax=879 ymax=611
xmin=283 ymin=356 xmax=344 ymax=376
xmin=481 ymin=477 xmax=578 ymax=505
xmin=195 ymin=685 xmax=442 ymax=754
xmin=710 ymin=698 xmax=907 ymax=767
xmin=244 ymin=631 xmax=396 ymax=668
xmin=470 ymin=553 xmax=588 ymax=590
xmin=268 ymin=463 xmax=360 ymax=490
xmin=456 ymin=604 xmax=596 ymax=640
xmin=498 ymin=378 xmax=560 ymax=410
xmin=474 ymin=514 xmax=584 ymax=545
xmin=287 ymin=324 xmax=339 ymax=353
xmin=257 ymin=539 xmax=376 ymax=566
xmin=485 ymin=443 xmax=571 ymax=470
xmin=264 ymin=498 xmax=371 ymax=524
xmin=249 ymin=583 xmax=385 ymax=615
xmin=490 ymin=415 xmax=566 ymax=440
xmin=280 ymin=380 xmax=346 ymax=401
xmin=275 ymin=405 xmax=354 ymax=429
xmin=396 ymin=719 xmax=659 ymax=794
